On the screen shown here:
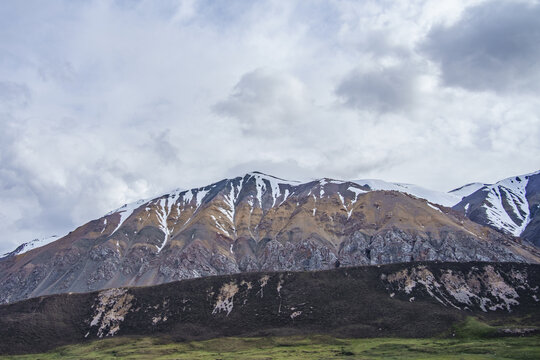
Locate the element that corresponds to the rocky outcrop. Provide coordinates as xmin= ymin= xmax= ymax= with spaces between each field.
xmin=1 ymin=262 xmax=538 ymax=355
xmin=2 ymin=172 xmax=539 ymax=304
xmin=382 ymin=264 xmax=539 ymax=311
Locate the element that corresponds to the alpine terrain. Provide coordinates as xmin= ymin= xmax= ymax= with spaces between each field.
xmin=1 ymin=171 xmax=539 ymax=305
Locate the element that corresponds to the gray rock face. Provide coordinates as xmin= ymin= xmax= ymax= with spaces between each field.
xmin=0 ymin=227 xmax=531 ymax=305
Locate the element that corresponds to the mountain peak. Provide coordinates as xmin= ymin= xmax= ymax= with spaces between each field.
xmin=244 ymin=171 xmax=300 ymax=183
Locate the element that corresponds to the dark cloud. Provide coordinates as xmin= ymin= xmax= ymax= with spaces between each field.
xmin=422 ymin=1 xmax=540 ymax=93
xmin=335 ymin=65 xmax=418 ymax=113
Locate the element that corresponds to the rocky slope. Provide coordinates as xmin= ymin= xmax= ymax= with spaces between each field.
xmin=1 ymin=262 xmax=538 ymax=355
xmin=452 ymin=170 xmax=540 ymax=246
xmin=1 ymin=172 xmax=539 ymax=304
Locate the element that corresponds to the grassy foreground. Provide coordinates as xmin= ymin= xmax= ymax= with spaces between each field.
xmin=3 ymin=335 xmax=539 ymax=360
xmin=2 ymin=318 xmax=539 ymax=360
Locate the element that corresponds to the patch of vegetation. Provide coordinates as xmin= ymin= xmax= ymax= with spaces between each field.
xmin=452 ymin=316 xmax=498 ymax=339
xmin=2 ymin=332 xmax=539 ymax=360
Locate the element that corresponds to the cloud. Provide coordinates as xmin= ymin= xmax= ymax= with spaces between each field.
xmin=0 ymin=0 xmax=539 ymax=254
xmin=335 ymin=64 xmax=420 ymax=113
xmin=421 ymin=0 xmax=540 ymax=93
xmin=213 ymin=69 xmax=310 ymax=134
xmin=0 ymin=82 xmax=30 ymax=109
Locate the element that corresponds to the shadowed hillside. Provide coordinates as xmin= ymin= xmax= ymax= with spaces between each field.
xmin=1 ymin=261 xmax=538 ymax=355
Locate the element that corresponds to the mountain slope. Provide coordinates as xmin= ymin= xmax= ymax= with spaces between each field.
xmin=453 ymin=171 xmax=540 ymax=246
xmin=1 ymin=262 xmax=539 ymax=355
xmin=1 ymin=172 xmax=538 ymax=305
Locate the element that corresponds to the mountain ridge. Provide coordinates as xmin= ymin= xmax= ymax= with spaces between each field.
xmin=5 ymin=170 xmax=539 ymax=259
xmin=2 ymin=170 xmax=539 ymax=304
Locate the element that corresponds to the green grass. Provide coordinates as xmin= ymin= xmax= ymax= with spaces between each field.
xmin=452 ymin=316 xmax=498 ymax=339
xmin=2 ymin=318 xmax=539 ymax=359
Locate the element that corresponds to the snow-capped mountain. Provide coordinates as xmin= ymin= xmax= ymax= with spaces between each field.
xmin=1 ymin=171 xmax=539 ymax=305
xmin=352 ymin=179 xmax=478 ymax=207
xmin=453 ymin=170 xmax=540 ymax=246
xmin=0 ymin=174 xmax=501 ymax=260
xmin=1 ymin=235 xmax=62 ymax=258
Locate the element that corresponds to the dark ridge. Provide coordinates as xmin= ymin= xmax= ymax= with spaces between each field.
xmin=1 ymin=261 xmax=538 ymax=355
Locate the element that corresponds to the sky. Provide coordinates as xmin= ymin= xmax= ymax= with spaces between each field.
xmin=1 ymin=0 xmax=539 ymax=253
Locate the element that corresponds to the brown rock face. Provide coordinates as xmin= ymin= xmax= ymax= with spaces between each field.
xmin=1 ymin=172 xmax=539 ymax=304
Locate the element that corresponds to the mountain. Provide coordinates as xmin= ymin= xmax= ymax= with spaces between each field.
xmin=352 ymin=179 xmax=477 ymax=207
xmin=452 ymin=170 xmax=540 ymax=246
xmin=1 ymin=235 xmax=61 ymax=258
xmin=2 ymin=171 xmax=539 ymax=305
xmin=1 ymin=262 xmax=539 ymax=355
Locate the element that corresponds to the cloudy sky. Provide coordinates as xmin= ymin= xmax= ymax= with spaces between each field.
xmin=1 ymin=0 xmax=539 ymax=253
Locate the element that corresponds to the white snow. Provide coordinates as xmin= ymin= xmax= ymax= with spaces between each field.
xmin=211 ymin=215 xmax=231 ymax=237
xmin=247 ymin=172 xmax=299 ymax=208
xmin=449 ymin=183 xmax=486 ymax=199
xmin=346 ymin=186 xmax=367 ymax=219
xmin=100 ymin=218 xmax=108 ymax=234
xmin=107 ymin=199 xmax=147 ymax=236
xmin=183 ymin=189 xmax=194 ymax=205
xmin=223 ymin=183 xmax=239 ymax=224
xmin=338 ymin=193 xmax=346 ymax=209
xmin=481 ymin=175 xmax=531 ymax=236
xmin=179 ymin=188 xmax=209 ymax=210
xmin=3 ymin=235 xmax=62 ymax=257
xmin=279 ymin=189 xmax=290 ymax=206
xmin=354 ymin=179 xmax=464 ymax=207
xmin=427 ymin=202 xmax=443 ymax=213
xmin=319 ymin=179 xmax=327 ymax=197
xmin=348 ymin=186 xmax=366 ymax=203
xmin=195 ymin=189 xmax=209 ymax=208
xmin=265 ymin=175 xmax=284 ymax=207
xmin=252 ymin=175 xmax=265 ymax=207
xmin=155 ymin=197 xmax=174 ymax=252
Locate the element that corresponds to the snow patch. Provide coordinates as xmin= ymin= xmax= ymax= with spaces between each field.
xmin=3 ymin=235 xmax=62 ymax=257
xmin=107 ymin=199 xmax=147 ymax=237
xmin=155 ymin=197 xmax=174 ymax=253
xmin=482 ymin=175 xmax=531 ymax=236
xmin=427 ymin=202 xmax=443 ymax=213
xmin=354 ymin=179 xmax=462 ymax=207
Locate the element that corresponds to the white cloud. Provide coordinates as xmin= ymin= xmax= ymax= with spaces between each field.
xmin=0 ymin=0 xmax=538 ymax=253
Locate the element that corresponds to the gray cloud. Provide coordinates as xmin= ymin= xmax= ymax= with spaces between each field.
xmin=213 ymin=69 xmax=309 ymax=134
xmin=335 ymin=65 xmax=419 ymax=113
xmin=422 ymin=1 xmax=540 ymax=93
